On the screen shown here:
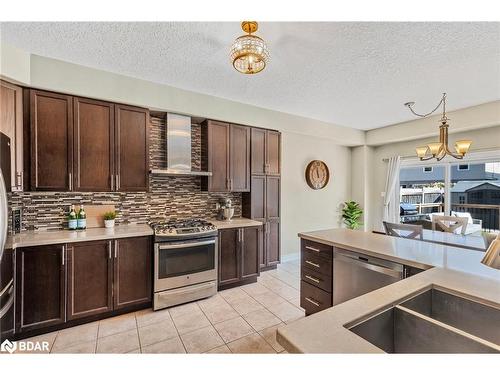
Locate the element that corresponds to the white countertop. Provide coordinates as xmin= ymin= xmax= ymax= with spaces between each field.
xmin=276 ymin=229 xmax=500 ymax=353
xmin=299 ymin=228 xmax=498 ymax=279
xmin=6 ymin=218 xmax=263 ymax=249
xmin=211 ymin=218 xmax=263 ymax=230
xmin=7 ymin=224 xmax=154 ymax=249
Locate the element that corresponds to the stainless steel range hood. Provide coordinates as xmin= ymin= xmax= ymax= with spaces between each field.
xmin=150 ymin=113 xmax=212 ymax=177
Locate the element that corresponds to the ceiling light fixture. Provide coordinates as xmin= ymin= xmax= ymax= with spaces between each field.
xmin=230 ymin=21 xmax=270 ymax=74
xmin=404 ymin=93 xmax=472 ymax=161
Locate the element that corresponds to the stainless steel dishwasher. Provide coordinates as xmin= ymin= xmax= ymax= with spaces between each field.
xmin=333 ymin=249 xmax=404 ymax=306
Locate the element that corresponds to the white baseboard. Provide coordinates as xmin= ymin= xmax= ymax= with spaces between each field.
xmin=281 ymin=252 xmax=300 ymax=263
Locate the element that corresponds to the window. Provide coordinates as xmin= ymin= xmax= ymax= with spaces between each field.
xmin=398 ymin=159 xmax=500 ymax=232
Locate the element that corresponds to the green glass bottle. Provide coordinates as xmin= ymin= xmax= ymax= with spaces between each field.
xmin=77 ymin=204 xmax=87 ymax=230
xmin=68 ymin=205 xmax=77 ymax=230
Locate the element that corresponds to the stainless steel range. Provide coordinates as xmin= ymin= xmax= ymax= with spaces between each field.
xmin=151 ymin=219 xmax=218 ymax=310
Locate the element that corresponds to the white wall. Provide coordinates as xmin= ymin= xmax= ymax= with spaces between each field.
xmin=367 ymin=125 xmax=500 ymax=231
xmin=281 ymin=132 xmax=351 ymax=260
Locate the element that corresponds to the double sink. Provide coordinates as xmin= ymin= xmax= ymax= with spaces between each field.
xmin=346 ymin=287 xmax=500 ymax=353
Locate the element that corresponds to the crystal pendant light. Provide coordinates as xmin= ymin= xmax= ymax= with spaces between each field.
xmin=230 ymin=21 xmax=270 ymax=74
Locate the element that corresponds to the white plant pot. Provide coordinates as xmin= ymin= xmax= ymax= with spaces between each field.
xmin=104 ymin=219 xmax=115 ymax=228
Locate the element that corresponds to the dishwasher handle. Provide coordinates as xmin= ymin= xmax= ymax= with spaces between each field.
xmin=337 ymin=254 xmax=403 ymax=279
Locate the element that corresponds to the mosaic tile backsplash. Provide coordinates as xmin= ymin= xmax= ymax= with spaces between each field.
xmin=8 ymin=116 xmax=241 ymax=231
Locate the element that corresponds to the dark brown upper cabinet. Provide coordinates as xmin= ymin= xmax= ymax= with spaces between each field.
xmin=15 ymin=244 xmax=66 ymax=333
xmin=115 ymin=105 xmax=149 ymax=192
xmin=29 ymin=90 xmax=73 ymax=191
xmin=26 ymin=89 xmax=149 ymax=192
xmin=229 ymin=124 xmax=251 ymax=192
xmin=0 ymin=81 xmax=24 ymax=191
xmin=202 ymin=120 xmax=250 ymax=192
xmin=73 ymin=97 xmax=114 ymax=191
xmin=66 ymin=240 xmax=113 ymax=320
xmin=250 ymin=128 xmax=280 ymax=176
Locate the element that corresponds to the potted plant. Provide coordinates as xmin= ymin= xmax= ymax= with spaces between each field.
xmin=342 ymin=201 xmax=363 ymax=230
xmin=103 ymin=211 xmax=117 ymax=228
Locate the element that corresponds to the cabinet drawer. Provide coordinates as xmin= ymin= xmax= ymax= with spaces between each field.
xmin=301 ymin=251 xmax=332 ymax=276
xmin=300 ymin=281 xmax=332 ymax=315
xmin=301 ymin=267 xmax=332 ymax=293
xmin=301 ymin=239 xmax=332 ymax=259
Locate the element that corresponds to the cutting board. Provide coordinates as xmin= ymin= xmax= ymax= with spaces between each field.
xmin=85 ymin=205 xmax=115 ymax=228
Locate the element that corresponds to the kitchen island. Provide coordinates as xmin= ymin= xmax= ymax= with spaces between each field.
xmin=276 ymin=229 xmax=500 ymax=353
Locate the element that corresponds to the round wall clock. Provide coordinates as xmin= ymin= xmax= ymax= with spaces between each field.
xmin=305 ymin=160 xmax=330 ymax=190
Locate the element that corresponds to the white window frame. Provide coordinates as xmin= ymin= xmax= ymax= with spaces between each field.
xmin=399 ymin=149 xmax=500 ymax=216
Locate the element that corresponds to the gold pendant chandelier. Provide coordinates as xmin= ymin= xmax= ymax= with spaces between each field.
xmin=404 ymin=93 xmax=472 ymax=161
xmin=230 ymin=21 xmax=270 ymax=74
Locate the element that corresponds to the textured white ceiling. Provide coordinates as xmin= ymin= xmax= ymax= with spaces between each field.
xmin=1 ymin=22 xmax=499 ymax=130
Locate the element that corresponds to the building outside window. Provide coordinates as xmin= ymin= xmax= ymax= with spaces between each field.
xmin=398 ymin=159 xmax=500 ymax=234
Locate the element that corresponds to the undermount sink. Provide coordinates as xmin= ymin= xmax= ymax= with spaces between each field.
xmin=347 ymin=287 xmax=500 ymax=353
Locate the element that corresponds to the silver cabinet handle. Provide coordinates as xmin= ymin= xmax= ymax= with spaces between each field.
xmin=108 ymin=241 xmax=112 ymax=259
xmin=115 ymin=174 xmax=120 ymax=190
xmin=68 ymin=172 xmax=72 ymax=191
xmin=110 ymin=174 xmax=114 ymax=190
xmin=305 ymin=260 xmax=320 ymax=268
xmin=114 ymin=240 xmax=118 ymax=258
xmin=305 ymin=246 xmax=320 ymax=253
xmin=305 ymin=297 xmax=320 ymax=307
xmin=305 ymin=275 xmax=320 ymax=284
xmin=61 ymin=245 xmax=65 ymax=266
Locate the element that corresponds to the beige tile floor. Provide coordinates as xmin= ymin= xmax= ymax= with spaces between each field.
xmin=19 ymin=259 xmax=303 ymax=354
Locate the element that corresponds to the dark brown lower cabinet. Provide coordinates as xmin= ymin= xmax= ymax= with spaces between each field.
xmin=114 ymin=237 xmax=152 ymax=309
xmin=15 ymin=244 xmax=66 ymax=333
xmin=14 ymin=236 xmax=152 ymax=336
xmin=67 ymin=241 xmax=113 ymax=320
xmin=218 ymin=226 xmax=262 ymax=289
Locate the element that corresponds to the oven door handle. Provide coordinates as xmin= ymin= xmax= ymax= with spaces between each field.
xmin=158 ymin=240 xmax=216 ymax=250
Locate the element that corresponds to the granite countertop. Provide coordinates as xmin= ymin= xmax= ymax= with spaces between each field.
xmin=211 ymin=218 xmax=263 ymax=230
xmin=7 ymin=224 xmax=154 ymax=249
xmin=276 ymin=228 xmax=500 ymax=353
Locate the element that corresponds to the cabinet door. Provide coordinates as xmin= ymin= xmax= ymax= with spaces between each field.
xmin=115 ymin=104 xmax=149 ymax=191
xmin=241 ymin=227 xmax=261 ymax=280
xmin=266 ymin=130 xmax=280 ymax=175
xmin=229 ymin=124 xmax=250 ymax=192
xmin=206 ymin=121 xmax=230 ymax=192
xmin=266 ymin=176 xmax=280 ymax=220
xmin=30 ymin=90 xmax=73 ymax=191
xmin=250 ymin=175 xmax=266 ymax=219
xmin=250 ymin=127 xmax=266 ymax=175
xmin=218 ymin=228 xmax=240 ymax=286
xmin=73 ymin=97 xmax=114 ymax=191
xmin=0 ymin=81 xmax=23 ymax=191
xmin=113 ymin=237 xmax=152 ymax=310
xmin=67 ymin=241 xmax=113 ymax=320
xmin=266 ymin=219 xmax=281 ymax=267
xmin=15 ymin=244 xmax=65 ymax=332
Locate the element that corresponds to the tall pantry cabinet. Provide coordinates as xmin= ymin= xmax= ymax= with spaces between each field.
xmin=243 ymin=128 xmax=281 ymax=271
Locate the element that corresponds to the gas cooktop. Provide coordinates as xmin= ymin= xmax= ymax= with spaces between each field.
xmin=150 ymin=219 xmax=217 ymax=241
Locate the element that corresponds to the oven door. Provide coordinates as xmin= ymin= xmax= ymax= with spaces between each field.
xmin=154 ymin=238 xmax=217 ymax=292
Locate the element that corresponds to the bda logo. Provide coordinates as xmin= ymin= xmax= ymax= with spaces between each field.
xmin=1 ymin=339 xmax=17 ymax=354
